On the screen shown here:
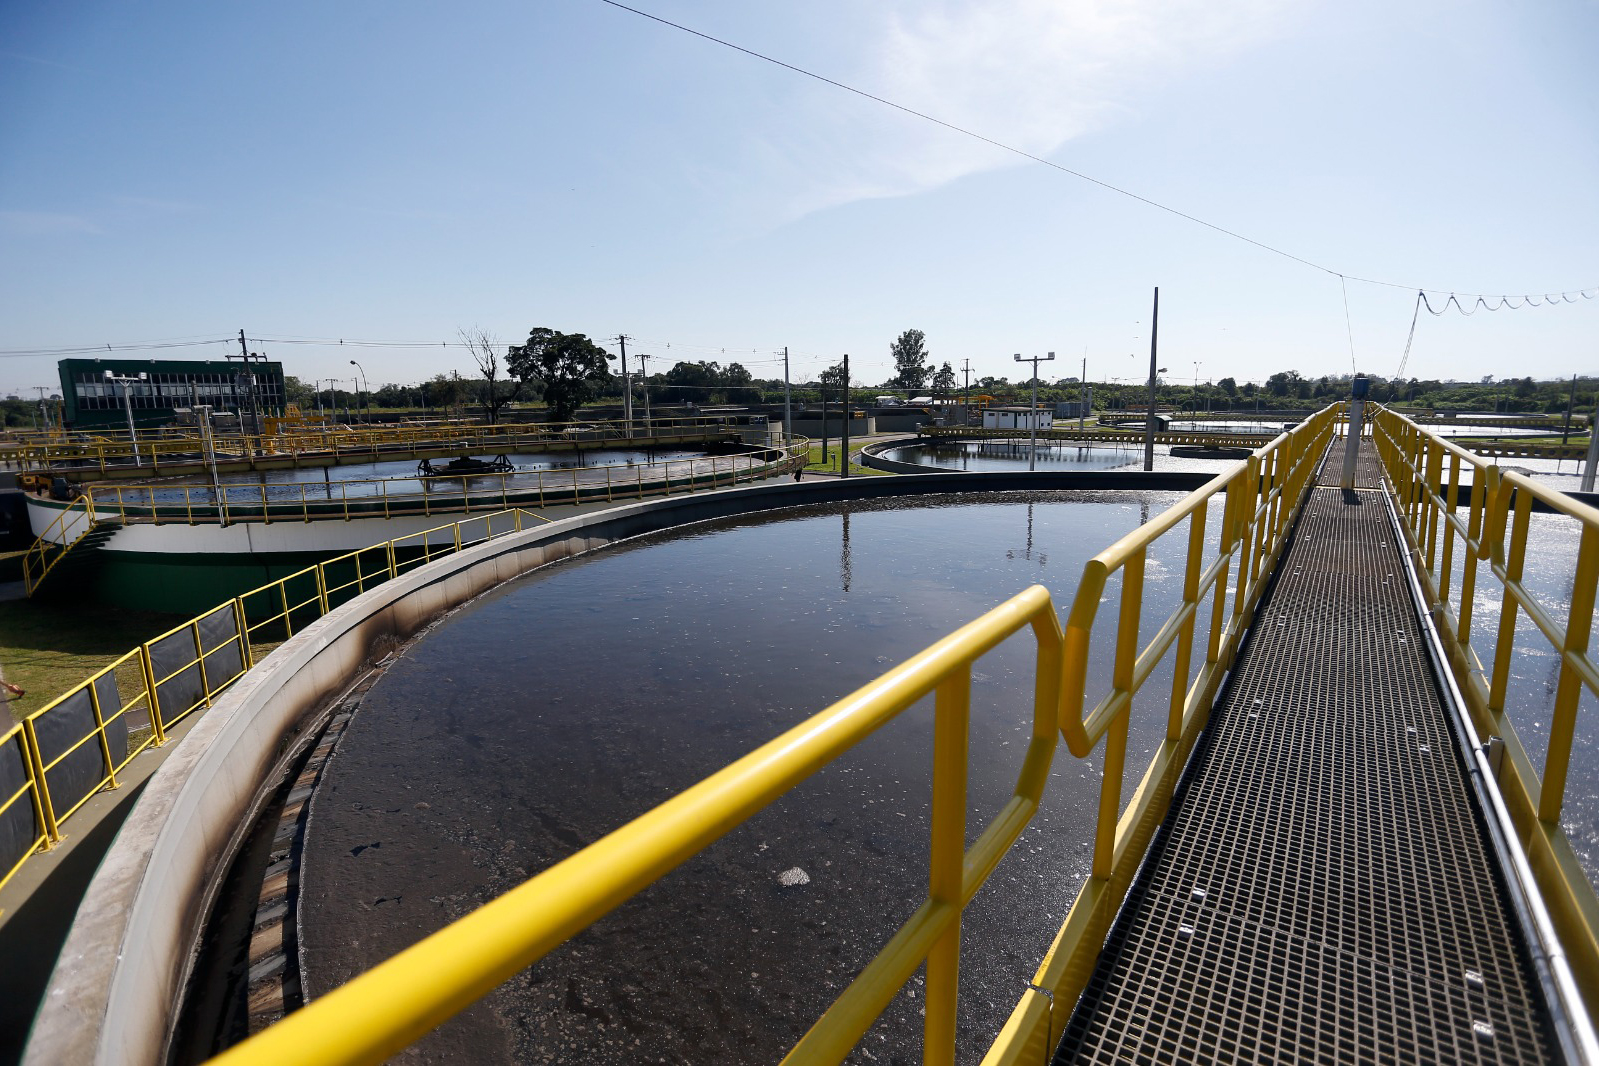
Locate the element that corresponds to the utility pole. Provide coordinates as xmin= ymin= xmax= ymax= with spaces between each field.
xmin=782 ymin=346 xmax=792 ymax=448
xmin=230 ymin=329 xmax=269 ymax=439
xmin=1581 ymin=394 xmax=1598 ymax=492
xmin=1080 ymin=352 xmax=1088 ymax=433
xmin=637 ymin=353 xmax=653 ymax=432
xmin=1562 ymin=373 xmax=1577 ymax=448
xmin=962 ymin=359 xmax=972 ymax=423
xmin=1144 ymin=287 xmax=1162 ymax=472
xmin=617 ymin=335 xmax=633 ymax=436
xmin=31 ymin=386 xmax=52 ymax=434
xmin=1014 ymin=351 xmax=1055 ymax=470
xmin=840 ymin=353 xmax=851 ymax=478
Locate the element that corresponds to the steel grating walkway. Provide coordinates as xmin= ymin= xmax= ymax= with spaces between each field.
xmin=1053 ymin=442 xmax=1558 ymax=1065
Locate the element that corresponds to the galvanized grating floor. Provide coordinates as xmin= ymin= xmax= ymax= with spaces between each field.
xmin=1053 ymin=442 xmax=1557 ymax=1064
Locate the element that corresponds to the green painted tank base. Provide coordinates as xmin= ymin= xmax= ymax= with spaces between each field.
xmin=60 ymin=551 xmax=389 ymax=615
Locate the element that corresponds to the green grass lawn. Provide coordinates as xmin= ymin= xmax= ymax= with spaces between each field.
xmin=801 ymin=442 xmax=895 ymax=477
xmin=0 ymin=597 xmax=191 ymax=724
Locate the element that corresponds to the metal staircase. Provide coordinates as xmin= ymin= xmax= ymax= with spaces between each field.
xmin=21 ymin=497 xmax=121 ymax=597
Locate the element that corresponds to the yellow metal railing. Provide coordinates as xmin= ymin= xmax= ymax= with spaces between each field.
xmin=211 ymin=405 xmax=1341 ymax=1066
xmin=0 ymin=508 xmax=545 ymax=900
xmin=29 ymin=439 xmax=809 ymax=528
xmin=1371 ymin=405 xmax=1599 ymax=1017
xmin=11 ymin=415 xmax=767 ymax=475
xmin=20 ymin=494 xmax=97 ymax=596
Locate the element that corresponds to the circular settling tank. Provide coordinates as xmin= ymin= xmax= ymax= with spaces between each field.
xmin=132 ymin=446 xmax=723 ymax=504
xmin=878 ymin=439 xmax=1239 ymax=476
xmin=297 ymin=490 xmax=1229 ymax=1063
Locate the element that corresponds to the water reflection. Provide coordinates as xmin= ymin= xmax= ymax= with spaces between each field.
xmin=883 ymin=440 xmax=1142 ymax=473
xmin=839 ymin=508 xmax=852 ymax=594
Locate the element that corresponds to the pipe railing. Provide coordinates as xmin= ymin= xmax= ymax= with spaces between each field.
xmin=26 ymin=442 xmax=808 ymax=531
xmin=0 ymin=509 xmax=545 ymax=901
xmin=10 ymin=415 xmax=767 ymax=475
xmin=1372 ymin=405 xmax=1599 ymax=1018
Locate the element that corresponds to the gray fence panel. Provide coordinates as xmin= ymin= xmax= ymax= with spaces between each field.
xmin=149 ymin=626 xmax=205 ymax=727
xmin=32 ymin=672 xmax=125 ymax=820
xmin=0 ymin=729 xmax=37 ymax=877
xmin=196 ymin=605 xmax=245 ymax=690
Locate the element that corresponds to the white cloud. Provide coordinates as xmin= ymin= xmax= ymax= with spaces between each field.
xmin=721 ymin=0 xmax=1300 ymax=225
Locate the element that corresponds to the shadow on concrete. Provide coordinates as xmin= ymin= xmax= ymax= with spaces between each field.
xmin=0 ymin=779 xmax=148 ymax=1066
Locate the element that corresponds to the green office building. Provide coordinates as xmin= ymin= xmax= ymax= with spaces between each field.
xmin=58 ymin=357 xmax=287 ymax=429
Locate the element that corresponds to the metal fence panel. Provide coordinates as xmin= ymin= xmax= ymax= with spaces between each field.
xmin=0 ymin=728 xmax=38 ymax=881
xmin=148 ymin=626 xmax=206 ymax=729
xmin=196 ymin=604 xmax=245 ymax=690
xmin=32 ymin=672 xmax=125 ymax=819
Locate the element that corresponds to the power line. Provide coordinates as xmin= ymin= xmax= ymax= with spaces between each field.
xmin=593 ymin=0 xmax=1597 ymax=308
xmin=0 ymin=338 xmax=235 ymax=358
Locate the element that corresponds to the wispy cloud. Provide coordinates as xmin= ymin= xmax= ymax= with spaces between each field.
xmin=719 ymin=0 xmax=1299 ymax=225
xmin=0 ymin=210 xmax=101 ymax=235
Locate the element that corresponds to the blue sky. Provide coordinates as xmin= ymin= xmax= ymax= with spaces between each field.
xmin=1 ymin=0 xmax=1594 ymax=397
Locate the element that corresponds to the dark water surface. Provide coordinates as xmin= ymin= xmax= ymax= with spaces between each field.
xmin=300 ymin=491 xmax=1227 ymax=1064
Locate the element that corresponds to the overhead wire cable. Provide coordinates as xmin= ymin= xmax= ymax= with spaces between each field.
xmin=1394 ymin=291 xmax=1423 ymax=381
xmin=1340 ymin=276 xmax=1357 ymax=375
xmin=592 ymin=0 xmax=1597 ymax=309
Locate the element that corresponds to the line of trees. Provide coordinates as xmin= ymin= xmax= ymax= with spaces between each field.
xmin=258 ymin=317 xmax=1595 ymax=425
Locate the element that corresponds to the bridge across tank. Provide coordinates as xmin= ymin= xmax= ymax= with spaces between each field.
xmin=1054 ymin=442 xmax=1563 ymax=1063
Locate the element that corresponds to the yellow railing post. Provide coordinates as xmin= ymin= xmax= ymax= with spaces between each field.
xmin=85 ymin=675 xmax=119 ymax=791
xmin=924 ymin=667 xmax=971 ymax=1066
xmin=192 ymin=620 xmax=214 ymax=707
xmin=140 ymin=645 xmax=167 ymax=745
xmin=1538 ymin=523 xmax=1598 ymax=822
xmin=1168 ymin=506 xmax=1207 ymax=740
xmin=235 ymin=598 xmax=256 ymax=670
xmin=22 ymin=718 xmax=61 ymax=846
xmin=1487 ymin=488 xmax=1531 ymax=715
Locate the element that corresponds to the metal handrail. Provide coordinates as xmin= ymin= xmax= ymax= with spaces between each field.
xmin=21 ymin=494 xmax=97 ymax=595
xmin=11 ymin=415 xmax=772 ymax=474
xmin=0 ymin=508 xmax=544 ymax=900
xmin=1371 ymin=405 xmax=1599 ymax=1017
xmin=210 ymin=406 xmax=1342 ymax=1066
xmin=30 ymin=439 xmax=809 ymax=528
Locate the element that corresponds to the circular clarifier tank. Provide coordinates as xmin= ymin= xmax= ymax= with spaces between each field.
xmin=876 ymin=438 xmax=1235 ymax=475
xmin=296 ymin=490 xmax=1227 ymax=1062
xmin=131 ymin=446 xmax=723 ymax=503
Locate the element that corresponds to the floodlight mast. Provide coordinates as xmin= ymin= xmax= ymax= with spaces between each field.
xmin=104 ymin=370 xmax=148 ymax=467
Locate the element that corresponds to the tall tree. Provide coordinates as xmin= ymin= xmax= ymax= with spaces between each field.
xmin=507 ymin=328 xmax=613 ymax=422
xmin=889 ymin=329 xmax=929 ymax=391
xmin=932 ymin=361 xmax=956 ymax=397
xmin=459 ymin=327 xmax=521 ymax=424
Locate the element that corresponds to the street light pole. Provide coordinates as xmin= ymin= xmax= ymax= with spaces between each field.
xmin=1013 ymin=351 xmax=1055 ymax=471
xmin=349 ymin=360 xmax=369 ymax=424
